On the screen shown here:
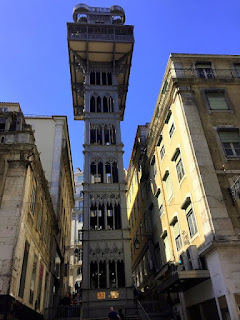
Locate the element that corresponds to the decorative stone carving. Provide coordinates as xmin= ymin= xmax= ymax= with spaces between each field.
xmin=89 ymin=240 xmax=124 ymax=262
xmin=90 ymin=192 xmax=120 ymax=206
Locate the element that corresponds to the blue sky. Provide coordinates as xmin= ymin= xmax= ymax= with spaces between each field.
xmin=1 ymin=0 xmax=240 ymax=170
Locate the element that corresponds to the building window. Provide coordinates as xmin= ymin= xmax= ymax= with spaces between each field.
xmin=78 ymin=230 xmax=83 ymax=242
xmin=206 ymin=91 xmax=229 ymax=110
xmin=155 ymin=188 xmax=164 ymax=216
xmin=172 ymin=148 xmax=185 ymax=182
xmin=29 ymin=254 xmax=38 ymax=304
xmin=0 ymin=118 xmax=6 ymax=131
xmin=195 ymin=62 xmax=214 ymax=79
xmin=218 ymin=129 xmax=240 ymax=157
xmin=37 ymin=199 xmax=43 ymax=231
xmin=160 ymin=144 xmax=165 ymax=160
xmin=169 ymin=122 xmax=175 ymax=138
xmin=90 ymin=161 xmax=103 ymax=183
xmin=78 ymin=213 xmax=83 ymax=222
xmin=171 ymin=218 xmax=182 ymax=252
xmin=19 ymin=241 xmax=30 ymax=298
xmin=162 ymin=231 xmax=171 ymax=262
xmin=30 ymin=180 xmax=37 ymax=215
xmin=234 ymin=63 xmax=240 ymax=77
xmin=186 ymin=207 xmax=198 ymax=237
xmin=77 ymin=176 xmax=84 ymax=182
xmin=163 ymin=170 xmax=173 ymax=202
xmin=182 ymin=197 xmax=198 ymax=238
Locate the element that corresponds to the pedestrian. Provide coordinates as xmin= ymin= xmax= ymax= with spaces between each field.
xmin=108 ymin=307 xmax=120 ymax=320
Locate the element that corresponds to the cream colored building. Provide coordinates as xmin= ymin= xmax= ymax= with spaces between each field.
xmin=127 ymin=54 xmax=240 ymax=320
xmin=0 ymin=103 xmax=57 ymax=319
xmin=26 ymin=116 xmax=75 ymax=304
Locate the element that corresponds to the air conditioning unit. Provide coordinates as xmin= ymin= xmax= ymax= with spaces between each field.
xmin=186 ymin=245 xmax=201 ymax=270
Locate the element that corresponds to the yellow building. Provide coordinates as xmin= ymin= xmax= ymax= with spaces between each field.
xmin=127 ymin=54 xmax=240 ymax=320
xmin=0 ymin=103 xmax=57 ymax=319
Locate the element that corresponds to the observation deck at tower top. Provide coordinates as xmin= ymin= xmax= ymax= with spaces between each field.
xmin=67 ymin=4 xmax=134 ymax=120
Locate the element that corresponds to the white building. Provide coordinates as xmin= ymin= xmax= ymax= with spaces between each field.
xmin=69 ymin=168 xmax=84 ymax=294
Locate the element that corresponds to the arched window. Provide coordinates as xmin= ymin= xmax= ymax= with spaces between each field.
xmin=90 ymin=96 xmax=96 ymax=112
xmin=90 ymin=72 xmax=95 ymax=85
xmin=114 ymin=204 xmax=121 ymax=229
xmin=90 ymin=124 xmax=102 ymax=144
xmin=99 ymin=261 xmax=107 ymax=288
xmin=109 ymin=97 xmax=114 ymax=112
xmin=97 ymin=96 xmax=101 ymax=112
xmin=104 ymin=125 xmax=110 ymax=145
xmin=90 ymin=124 xmax=96 ymax=144
xmin=90 ymin=161 xmax=103 ymax=183
xmin=107 ymin=72 xmax=112 ymax=85
xmin=90 ymin=204 xmax=105 ymax=230
xmin=110 ymin=125 xmax=116 ymax=144
xmin=96 ymin=72 xmax=101 ymax=85
xmin=96 ymin=125 xmax=102 ymax=144
xmin=107 ymin=204 xmax=114 ymax=229
xmin=112 ymin=162 xmax=118 ymax=183
xmin=90 ymin=262 xmax=98 ymax=289
xmin=105 ymin=161 xmax=118 ymax=183
xmin=103 ymin=96 xmax=108 ymax=113
xmin=102 ymin=72 xmax=107 ymax=85
xmin=117 ymin=261 xmax=125 ymax=287
xmin=109 ymin=260 xmax=116 ymax=288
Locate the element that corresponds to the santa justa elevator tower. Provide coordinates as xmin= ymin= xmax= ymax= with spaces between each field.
xmin=67 ymin=4 xmax=134 ymax=311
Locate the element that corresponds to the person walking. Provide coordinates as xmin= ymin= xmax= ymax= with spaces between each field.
xmin=108 ymin=307 xmax=120 ymax=320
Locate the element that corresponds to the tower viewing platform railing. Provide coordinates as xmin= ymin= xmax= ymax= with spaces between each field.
xmin=67 ymin=25 xmax=134 ymax=42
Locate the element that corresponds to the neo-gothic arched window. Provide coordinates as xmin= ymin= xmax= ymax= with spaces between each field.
xmin=105 ymin=161 xmax=118 ymax=183
xmin=90 ymin=161 xmax=103 ymax=183
xmin=90 ymin=260 xmax=124 ymax=289
xmin=89 ymin=71 xmax=112 ymax=85
xmin=90 ymin=96 xmax=96 ymax=112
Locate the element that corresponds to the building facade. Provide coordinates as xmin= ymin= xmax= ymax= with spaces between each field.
xmin=67 ymin=4 xmax=134 ymax=313
xmin=0 ymin=103 xmax=57 ymax=319
xmin=69 ymin=168 xmax=84 ymax=294
xmin=26 ymin=116 xmax=75 ymax=305
xmin=127 ymin=54 xmax=240 ymax=320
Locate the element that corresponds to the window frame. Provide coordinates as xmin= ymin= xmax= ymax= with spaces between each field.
xmin=217 ymin=127 xmax=240 ymax=158
xmin=181 ymin=197 xmax=198 ymax=239
xmin=202 ymin=89 xmax=233 ymax=113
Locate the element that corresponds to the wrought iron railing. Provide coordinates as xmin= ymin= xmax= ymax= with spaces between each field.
xmin=44 ymin=305 xmax=82 ymax=320
xmin=169 ymin=68 xmax=240 ymax=80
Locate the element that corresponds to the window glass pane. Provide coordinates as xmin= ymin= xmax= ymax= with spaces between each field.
xmin=187 ymin=208 xmax=198 ymax=237
xmin=219 ymin=131 xmax=240 ymax=142
xmin=207 ymin=92 xmax=229 ymax=110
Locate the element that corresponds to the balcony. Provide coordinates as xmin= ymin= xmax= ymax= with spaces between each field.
xmin=156 ymin=263 xmax=210 ymax=293
xmin=68 ymin=25 xmax=134 ymax=43
xmin=169 ymin=68 xmax=240 ymax=82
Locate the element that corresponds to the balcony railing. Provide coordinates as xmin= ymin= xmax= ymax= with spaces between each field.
xmin=68 ymin=25 xmax=134 ymax=43
xmin=169 ymin=68 xmax=240 ymax=81
xmin=44 ymin=305 xmax=81 ymax=320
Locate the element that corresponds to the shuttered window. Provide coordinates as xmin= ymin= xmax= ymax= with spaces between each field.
xmin=206 ymin=92 xmax=229 ymax=110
